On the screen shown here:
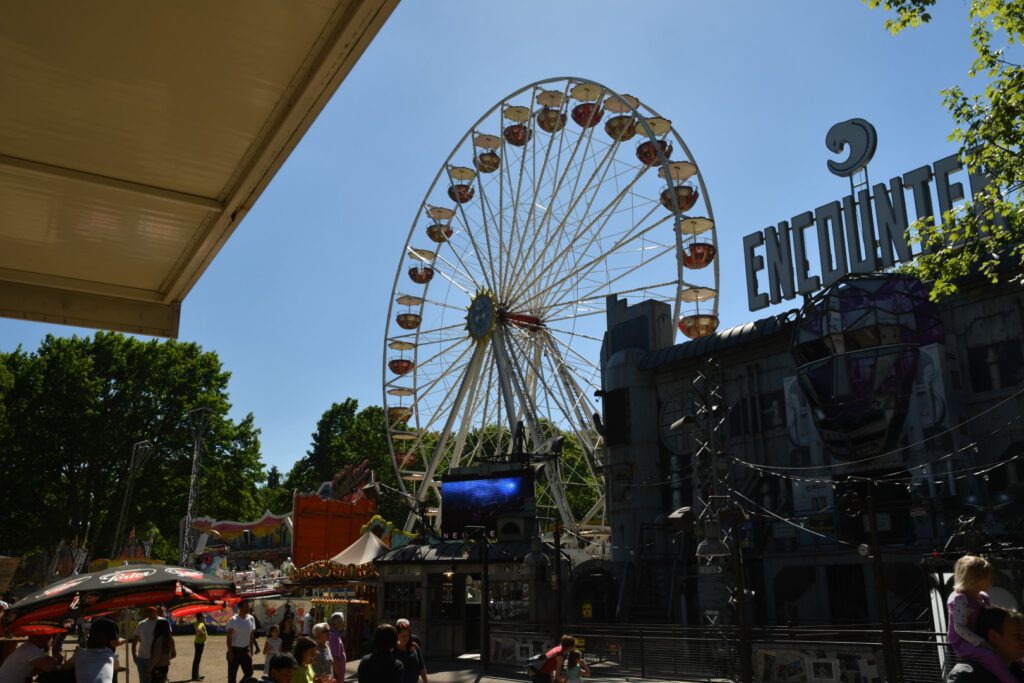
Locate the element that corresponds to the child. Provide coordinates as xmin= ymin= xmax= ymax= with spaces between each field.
xmin=565 ymin=650 xmax=590 ymax=682
xmin=264 ymin=625 xmax=284 ymax=658
xmin=947 ymin=555 xmax=1017 ymax=683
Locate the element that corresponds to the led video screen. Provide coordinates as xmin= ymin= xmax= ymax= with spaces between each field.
xmin=440 ymin=472 xmax=533 ymax=541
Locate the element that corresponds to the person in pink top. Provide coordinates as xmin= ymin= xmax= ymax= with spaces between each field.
xmin=328 ymin=612 xmax=347 ymax=682
xmin=947 ymin=555 xmax=1018 ymax=683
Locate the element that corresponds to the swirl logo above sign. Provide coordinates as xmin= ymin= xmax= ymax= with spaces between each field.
xmin=825 ymin=118 xmax=878 ymax=177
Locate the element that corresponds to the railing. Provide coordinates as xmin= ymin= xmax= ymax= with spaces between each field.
xmin=488 ymin=623 xmax=955 ymax=682
xmin=234 ymin=575 xmax=283 ymax=596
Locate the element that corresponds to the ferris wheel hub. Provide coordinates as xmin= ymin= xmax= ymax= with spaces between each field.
xmin=465 ymin=291 xmax=497 ymax=341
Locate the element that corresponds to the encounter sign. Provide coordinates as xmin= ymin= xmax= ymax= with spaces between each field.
xmin=743 ymin=119 xmax=1001 ymax=312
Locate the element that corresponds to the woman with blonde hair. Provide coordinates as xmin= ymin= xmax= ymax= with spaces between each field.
xmin=311 ymin=623 xmax=335 ymax=682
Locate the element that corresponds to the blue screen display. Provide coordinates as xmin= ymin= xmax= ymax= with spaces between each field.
xmin=440 ymin=474 xmax=531 ymax=540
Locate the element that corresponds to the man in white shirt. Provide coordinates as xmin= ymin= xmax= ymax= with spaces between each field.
xmin=301 ymin=607 xmax=314 ymax=637
xmin=226 ymin=599 xmax=256 ymax=683
xmin=0 ymin=634 xmax=57 ymax=681
xmin=131 ymin=606 xmax=163 ymax=683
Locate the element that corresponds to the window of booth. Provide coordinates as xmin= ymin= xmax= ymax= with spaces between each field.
xmin=428 ymin=573 xmax=460 ymax=619
xmin=488 ymin=580 xmax=529 ymax=622
xmin=383 ymin=580 xmax=421 ymax=620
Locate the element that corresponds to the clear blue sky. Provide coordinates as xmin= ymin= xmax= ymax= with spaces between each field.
xmin=0 ymin=1 xmax=977 ymax=475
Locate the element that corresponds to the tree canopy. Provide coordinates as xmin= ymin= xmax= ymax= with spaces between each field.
xmin=0 ymin=332 xmax=265 ymax=563
xmin=276 ymin=399 xmax=405 ymax=524
xmin=866 ymin=0 xmax=1023 ymax=297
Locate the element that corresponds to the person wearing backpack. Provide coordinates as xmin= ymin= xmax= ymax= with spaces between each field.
xmin=394 ymin=619 xmax=427 ymax=683
xmin=531 ymin=635 xmax=575 ymax=683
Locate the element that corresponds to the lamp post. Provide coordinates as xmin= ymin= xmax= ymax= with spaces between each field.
xmin=465 ymin=525 xmax=490 ymax=668
xmin=864 ymin=481 xmax=901 ymax=683
xmin=553 ymin=523 xmax=563 ymax=640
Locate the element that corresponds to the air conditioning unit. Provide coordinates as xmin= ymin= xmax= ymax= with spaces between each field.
xmin=496 ymin=515 xmax=529 ymax=542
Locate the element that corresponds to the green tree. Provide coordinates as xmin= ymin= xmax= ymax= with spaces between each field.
xmin=866 ymin=0 xmax=1023 ymax=298
xmin=283 ymin=400 xmax=404 ymax=524
xmin=0 ymin=332 xmax=266 ymax=563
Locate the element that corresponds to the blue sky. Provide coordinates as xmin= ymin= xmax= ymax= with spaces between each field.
xmin=0 ymin=1 xmax=978 ymax=475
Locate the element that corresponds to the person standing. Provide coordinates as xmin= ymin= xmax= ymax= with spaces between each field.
xmin=357 ymin=625 xmax=402 ymax=683
xmin=146 ymin=619 xmax=176 ymax=683
xmin=291 ymin=637 xmax=318 ymax=683
xmin=328 ymin=612 xmax=347 ymax=683
xmin=192 ymin=614 xmax=208 ymax=681
xmin=131 ymin=606 xmax=162 ymax=683
xmin=227 ymin=600 xmax=257 ymax=683
xmin=279 ymin=614 xmax=298 ymax=653
xmin=564 ymin=650 xmax=591 ymax=682
xmin=311 ymin=623 xmax=334 ymax=682
xmin=301 ymin=608 xmax=314 ymax=637
xmin=394 ymin=619 xmax=426 ymax=683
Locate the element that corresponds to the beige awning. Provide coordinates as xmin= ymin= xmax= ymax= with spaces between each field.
xmin=0 ymin=0 xmax=397 ymax=337
xmin=329 ymin=531 xmax=388 ymax=566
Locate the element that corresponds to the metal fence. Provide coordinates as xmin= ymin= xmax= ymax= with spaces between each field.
xmin=489 ymin=623 xmax=955 ymax=682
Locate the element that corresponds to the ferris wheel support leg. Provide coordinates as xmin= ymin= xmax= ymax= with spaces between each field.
xmin=405 ymin=342 xmax=487 ymax=533
xmin=494 ymin=327 xmax=579 ymax=537
xmin=445 ymin=348 xmax=488 ymax=472
xmin=490 ymin=327 xmax=523 ymax=441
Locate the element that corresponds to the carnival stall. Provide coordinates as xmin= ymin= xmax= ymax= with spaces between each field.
xmin=286 ymin=529 xmax=388 ymax=659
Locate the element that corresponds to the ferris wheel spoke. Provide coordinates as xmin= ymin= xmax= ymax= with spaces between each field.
xmin=541 ymin=273 xmax=680 ymax=324
xmin=395 ymin=342 xmax=476 ymax=453
xmin=556 ymin=240 xmax=678 ymax=310
xmin=444 ymin=344 xmax=492 ymax=473
xmin=509 ymin=166 xmax=651 ymax=306
xmin=542 ymin=334 xmax=602 ymax=454
xmin=523 ymin=191 xmax=662 ymax=310
xmin=452 ymin=195 xmax=497 ymax=295
xmin=430 ymin=247 xmax=486 ymax=295
xmin=387 ymin=322 xmax=468 ymax=353
xmin=469 ymin=165 xmax=507 ymax=294
xmin=408 ymin=342 xmax=488 ymax=530
xmin=503 ymin=94 xmax=573 ymax=301
xmin=502 ymin=330 xmax=585 ymax=532
xmin=509 ymin=136 xmax=623 ymax=305
xmin=544 ymin=332 xmax=602 ymax=377
xmin=533 ymin=181 xmax=664 ymax=304
xmin=531 ymin=211 xmax=673 ymax=310
xmin=410 ymin=337 xmax=474 ymax=392
xmin=457 ymin=354 xmax=498 ymax=467
xmin=528 ymin=276 xmax=678 ymax=323
xmin=520 ymin=154 xmax=652 ymax=302
xmin=507 ymin=103 xmax=603 ymax=302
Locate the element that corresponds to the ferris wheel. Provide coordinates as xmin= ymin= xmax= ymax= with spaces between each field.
xmin=382 ymin=77 xmax=720 ymax=546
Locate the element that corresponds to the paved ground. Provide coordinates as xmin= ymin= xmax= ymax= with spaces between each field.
xmin=95 ymin=635 xmax=637 ymax=683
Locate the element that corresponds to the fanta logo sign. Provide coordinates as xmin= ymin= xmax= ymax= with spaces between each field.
xmin=37 ymin=576 xmax=89 ymax=598
xmin=99 ymin=568 xmax=156 ymax=584
xmin=164 ymin=568 xmax=203 ymax=579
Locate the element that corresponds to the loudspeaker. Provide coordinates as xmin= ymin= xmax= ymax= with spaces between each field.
xmin=496 ymin=515 xmax=528 ymax=542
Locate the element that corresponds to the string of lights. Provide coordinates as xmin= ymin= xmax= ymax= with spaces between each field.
xmin=735 ymin=385 xmax=1024 ymax=473
xmin=729 ymin=488 xmax=858 ymax=548
xmin=733 ymin=436 xmax=1024 ymax=491
xmin=605 ymin=407 xmax=1022 ymax=498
